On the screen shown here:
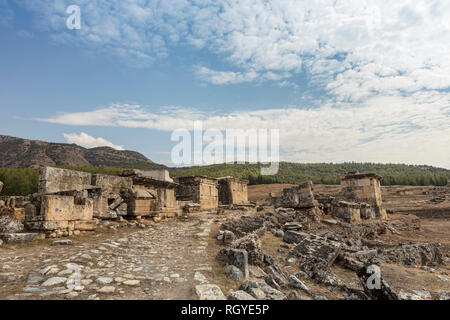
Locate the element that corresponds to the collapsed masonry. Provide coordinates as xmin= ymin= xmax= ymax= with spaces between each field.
xmin=22 ymin=167 xmax=181 ymax=238
xmin=268 ymin=173 xmax=387 ymax=224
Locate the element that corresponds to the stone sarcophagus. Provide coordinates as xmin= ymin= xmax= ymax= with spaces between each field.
xmin=120 ymin=170 xmax=178 ymax=218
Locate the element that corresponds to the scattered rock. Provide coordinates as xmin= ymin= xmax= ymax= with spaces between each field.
xmin=97 ymin=286 xmax=116 ymax=294
xmin=95 ymin=277 xmax=113 ymax=285
xmin=195 ymin=284 xmax=226 ymax=300
xmin=228 ymin=290 xmax=256 ymax=300
xmin=227 ymin=265 xmax=244 ymax=281
xmin=52 ymin=240 xmax=73 ymax=246
xmin=41 ymin=277 xmax=67 ymax=287
xmin=216 ymin=248 xmax=249 ymax=279
xmin=123 ymin=280 xmax=140 ymax=286
xmin=288 ymin=275 xmax=309 ymax=292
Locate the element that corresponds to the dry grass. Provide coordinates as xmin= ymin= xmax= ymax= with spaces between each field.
xmin=203 ymin=222 xmax=241 ymax=296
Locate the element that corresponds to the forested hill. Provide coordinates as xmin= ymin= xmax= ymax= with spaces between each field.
xmin=170 ymin=162 xmax=450 ymax=186
xmin=0 ymin=162 xmax=449 ymax=196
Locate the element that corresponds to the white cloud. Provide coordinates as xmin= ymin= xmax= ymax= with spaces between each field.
xmin=63 ymin=132 xmax=124 ymax=150
xmin=9 ymin=1 xmax=450 ymax=167
xmin=11 ymin=1 xmax=450 ymax=100
xmin=43 ymin=96 xmax=450 ymax=168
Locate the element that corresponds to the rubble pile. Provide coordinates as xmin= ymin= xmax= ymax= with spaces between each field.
xmin=214 ymin=176 xmax=448 ymax=300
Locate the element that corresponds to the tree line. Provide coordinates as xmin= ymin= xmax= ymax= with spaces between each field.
xmin=1 ymin=162 xmax=449 ymax=196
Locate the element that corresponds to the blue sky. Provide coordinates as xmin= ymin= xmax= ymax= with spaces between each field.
xmin=0 ymin=0 xmax=449 ymax=168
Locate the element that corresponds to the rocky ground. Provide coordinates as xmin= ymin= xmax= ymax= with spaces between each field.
xmin=0 ymin=217 xmax=217 ymax=300
xmin=1 ymin=184 xmax=449 ymax=300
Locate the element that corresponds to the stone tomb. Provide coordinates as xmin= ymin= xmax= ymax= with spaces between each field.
xmin=218 ymin=177 xmax=249 ymax=205
xmin=281 ymin=180 xmax=319 ymax=209
xmin=175 ymin=176 xmax=219 ymax=212
xmin=331 ymin=172 xmax=387 ymax=223
xmin=120 ymin=170 xmax=178 ymax=218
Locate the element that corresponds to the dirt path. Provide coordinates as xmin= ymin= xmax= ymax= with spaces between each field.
xmin=0 ymin=217 xmax=215 ymax=300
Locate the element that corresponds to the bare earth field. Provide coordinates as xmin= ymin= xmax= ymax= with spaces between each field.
xmin=0 ymin=184 xmax=449 ymax=300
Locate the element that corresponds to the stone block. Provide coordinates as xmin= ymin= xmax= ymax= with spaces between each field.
xmin=38 ymin=167 xmax=92 ymax=194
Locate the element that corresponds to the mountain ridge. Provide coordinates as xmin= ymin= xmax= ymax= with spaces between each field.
xmin=0 ymin=134 xmax=159 ymax=169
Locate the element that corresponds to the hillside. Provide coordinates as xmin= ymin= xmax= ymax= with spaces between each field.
xmin=0 ymin=134 xmax=161 ymax=169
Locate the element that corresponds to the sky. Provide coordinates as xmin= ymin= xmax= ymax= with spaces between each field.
xmin=0 ymin=0 xmax=449 ymax=168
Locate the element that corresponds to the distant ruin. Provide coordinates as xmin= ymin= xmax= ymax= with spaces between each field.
xmin=218 ymin=177 xmax=249 ymax=205
xmin=175 ymin=176 xmax=219 ymax=212
xmin=333 ymin=172 xmax=387 ymax=222
xmin=120 ymin=169 xmax=178 ymax=218
xmin=268 ymin=172 xmax=388 ymax=224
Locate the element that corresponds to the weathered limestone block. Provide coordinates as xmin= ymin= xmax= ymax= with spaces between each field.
xmin=125 ymin=188 xmax=157 ymax=217
xmin=175 ymin=176 xmax=219 ymax=212
xmin=218 ymin=177 xmax=249 ymax=205
xmin=25 ymin=203 xmax=38 ymax=221
xmin=288 ymin=232 xmax=342 ymax=273
xmin=11 ymin=208 xmax=25 ymax=220
xmin=281 ymin=180 xmax=319 ymax=209
xmin=0 ymin=233 xmax=45 ymax=243
xmin=91 ymin=174 xmax=132 ymax=193
xmin=228 ymin=290 xmax=256 ymax=300
xmin=38 ymin=167 xmax=92 ymax=194
xmin=26 ymin=220 xmax=69 ymax=231
xmin=195 ymin=284 xmax=226 ymax=300
xmin=141 ymin=170 xmax=174 ymax=182
xmin=0 ymin=216 xmax=25 ymax=233
xmin=73 ymin=220 xmax=96 ymax=231
xmin=360 ymin=203 xmax=376 ymax=220
xmin=232 ymin=233 xmax=264 ymax=266
xmin=40 ymin=195 xmax=93 ymax=221
xmin=331 ymin=201 xmax=361 ymax=224
xmin=216 ymin=248 xmax=249 ymax=279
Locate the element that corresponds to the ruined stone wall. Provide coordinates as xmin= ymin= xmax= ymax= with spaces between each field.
xmin=38 ymin=167 xmax=92 ymax=194
xmin=218 ymin=178 xmax=248 ymax=205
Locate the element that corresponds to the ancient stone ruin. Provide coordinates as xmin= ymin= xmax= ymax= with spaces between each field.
xmin=175 ymin=176 xmax=219 ymax=212
xmin=119 ymin=169 xmax=178 ymax=219
xmin=332 ymin=172 xmax=387 ymax=223
xmin=267 ymin=173 xmax=388 ymax=224
xmin=1 ymin=168 xmax=256 ymax=241
xmin=280 ymin=180 xmax=318 ymax=209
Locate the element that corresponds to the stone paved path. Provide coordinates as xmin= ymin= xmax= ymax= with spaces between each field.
xmin=0 ymin=218 xmax=214 ymax=300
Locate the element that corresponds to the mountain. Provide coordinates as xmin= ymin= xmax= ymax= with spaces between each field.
xmin=0 ymin=134 xmax=160 ymax=169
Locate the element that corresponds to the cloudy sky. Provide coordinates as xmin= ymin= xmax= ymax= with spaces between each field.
xmin=1 ymin=0 xmax=449 ymax=168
